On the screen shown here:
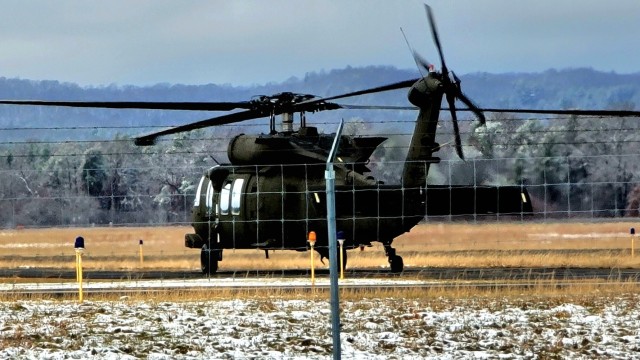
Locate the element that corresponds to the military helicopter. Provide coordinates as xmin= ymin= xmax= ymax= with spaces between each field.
xmin=2 ymin=5 xmax=640 ymax=274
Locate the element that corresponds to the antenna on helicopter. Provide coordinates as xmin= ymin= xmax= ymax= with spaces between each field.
xmin=400 ymin=27 xmax=426 ymax=78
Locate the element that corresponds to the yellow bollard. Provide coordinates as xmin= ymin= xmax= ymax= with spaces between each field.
xmin=139 ymin=239 xmax=144 ymax=266
xmin=76 ymin=249 xmax=84 ymax=303
xmin=308 ymin=231 xmax=317 ymax=286
xmin=338 ymin=239 xmax=345 ymax=280
xmin=75 ymin=251 xmax=79 ymax=282
xmin=631 ymin=228 xmax=636 ymax=258
xmin=74 ymin=236 xmax=85 ymax=303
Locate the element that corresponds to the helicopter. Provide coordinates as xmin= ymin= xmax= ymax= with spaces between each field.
xmin=2 ymin=5 xmax=640 ymax=274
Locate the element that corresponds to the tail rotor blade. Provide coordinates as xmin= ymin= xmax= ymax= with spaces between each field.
xmin=457 ymin=91 xmax=486 ymax=125
xmin=425 ymin=4 xmax=447 ymax=75
xmin=451 ymin=114 xmax=464 ymax=160
xmin=446 ymin=93 xmax=464 ymax=160
xmin=452 ymin=70 xmax=486 ymax=125
xmin=412 ymin=50 xmax=433 ymax=73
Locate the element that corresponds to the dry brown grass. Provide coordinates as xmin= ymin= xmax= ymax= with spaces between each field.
xmin=1 ymin=221 xmax=639 ymax=271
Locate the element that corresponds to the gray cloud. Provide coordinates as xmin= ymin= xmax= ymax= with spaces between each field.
xmin=0 ymin=0 xmax=637 ymax=86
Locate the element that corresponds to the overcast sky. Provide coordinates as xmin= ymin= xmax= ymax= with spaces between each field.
xmin=0 ymin=0 xmax=638 ymax=86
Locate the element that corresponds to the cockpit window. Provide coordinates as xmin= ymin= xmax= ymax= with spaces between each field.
xmin=231 ymin=178 xmax=244 ymax=215
xmin=193 ymin=176 xmax=205 ymax=207
xmin=205 ymin=180 xmax=214 ymax=215
xmin=220 ymin=182 xmax=231 ymax=215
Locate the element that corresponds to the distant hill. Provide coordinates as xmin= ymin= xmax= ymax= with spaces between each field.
xmin=462 ymin=68 xmax=640 ymax=110
xmin=0 ymin=66 xmax=638 ymax=141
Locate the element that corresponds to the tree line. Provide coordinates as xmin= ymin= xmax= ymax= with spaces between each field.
xmin=2 ymin=113 xmax=640 ymax=228
xmin=1 ymin=66 xmax=639 ymax=228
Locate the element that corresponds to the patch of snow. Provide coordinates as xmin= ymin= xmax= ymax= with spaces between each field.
xmin=0 ymin=295 xmax=639 ymax=358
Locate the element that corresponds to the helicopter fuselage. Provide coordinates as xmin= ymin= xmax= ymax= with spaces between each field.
xmin=186 ymin=163 xmax=427 ymax=253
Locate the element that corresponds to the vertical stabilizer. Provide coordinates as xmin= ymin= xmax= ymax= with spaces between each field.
xmin=402 ymin=73 xmax=444 ymax=189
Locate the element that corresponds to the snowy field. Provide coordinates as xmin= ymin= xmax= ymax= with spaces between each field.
xmin=1 ymin=295 xmax=639 ymax=359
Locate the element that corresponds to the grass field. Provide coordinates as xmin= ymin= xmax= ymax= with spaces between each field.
xmin=1 ymin=221 xmax=639 ymax=271
xmin=2 ymin=224 xmax=639 ymax=357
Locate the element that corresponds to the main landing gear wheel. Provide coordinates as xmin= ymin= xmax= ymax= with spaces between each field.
xmin=317 ymin=246 xmax=348 ymax=270
xmin=201 ymin=243 xmax=219 ymax=275
xmin=384 ymin=243 xmax=404 ymax=273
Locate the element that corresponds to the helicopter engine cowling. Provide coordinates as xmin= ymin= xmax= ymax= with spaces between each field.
xmin=227 ymin=131 xmax=388 ymax=167
xmin=228 ymin=134 xmax=297 ymax=165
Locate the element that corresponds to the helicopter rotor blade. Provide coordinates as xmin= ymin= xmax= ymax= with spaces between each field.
xmin=477 ymin=108 xmax=640 ymax=117
xmin=446 ymin=70 xmax=486 ymax=125
xmin=425 ymin=4 xmax=447 ymax=75
xmin=450 ymin=107 xmax=464 ymax=160
xmin=134 ymin=109 xmax=266 ymax=146
xmin=424 ymin=3 xmax=470 ymax=160
xmin=445 ymin=91 xmax=464 ymax=160
xmin=326 ymin=104 xmax=640 ymax=118
xmin=456 ymin=91 xmax=486 ymax=125
xmin=412 ymin=50 xmax=433 ymax=73
xmin=301 ymin=78 xmax=420 ymax=105
xmin=0 ymin=100 xmax=254 ymax=111
xmin=337 ymin=104 xmax=417 ymax=110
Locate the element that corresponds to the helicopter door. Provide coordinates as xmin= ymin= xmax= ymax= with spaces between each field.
xmin=205 ymin=180 xmax=217 ymax=219
xmin=192 ymin=176 xmax=206 ymax=220
xmin=218 ymin=177 xmax=248 ymax=248
xmin=193 ymin=176 xmax=206 ymax=208
xmin=219 ymin=177 xmax=245 ymax=216
xmin=231 ymin=178 xmax=244 ymax=216
xmin=220 ymin=181 xmax=231 ymax=215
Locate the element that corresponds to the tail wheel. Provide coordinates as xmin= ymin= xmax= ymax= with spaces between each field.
xmin=201 ymin=243 xmax=219 ymax=275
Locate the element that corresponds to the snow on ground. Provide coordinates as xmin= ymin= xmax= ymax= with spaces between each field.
xmin=0 ymin=295 xmax=639 ymax=359
xmin=0 ymin=277 xmax=432 ymax=292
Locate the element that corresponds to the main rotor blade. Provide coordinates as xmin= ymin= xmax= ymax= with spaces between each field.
xmin=425 ymin=4 xmax=447 ymax=74
xmin=134 ymin=109 xmax=266 ymax=146
xmin=302 ymin=78 xmax=420 ymax=105
xmin=338 ymin=104 xmax=417 ymax=110
xmin=476 ymin=108 xmax=640 ymax=117
xmin=334 ymin=105 xmax=640 ymax=118
xmin=0 ymin=100 xmax=253 ymax=111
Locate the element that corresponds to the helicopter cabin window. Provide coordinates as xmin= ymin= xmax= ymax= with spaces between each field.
xmin=205 ymin=180 xmax=214 ymax=215
xmin=193 ymin=176 xmax=205 ymax=207
xmin=231 ymin=178 xmax=245 ymax=215
xmin=220 ymin=181 xmax=231 ymax=215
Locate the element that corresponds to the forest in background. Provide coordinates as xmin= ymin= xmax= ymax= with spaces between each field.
xmin=1 ymin=66 xmax=639 ymax=228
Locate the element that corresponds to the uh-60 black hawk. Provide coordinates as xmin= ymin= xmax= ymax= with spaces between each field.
xmin=3 ymin=5 xmax=640 ymax=274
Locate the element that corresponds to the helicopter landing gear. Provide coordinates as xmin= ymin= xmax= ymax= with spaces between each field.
xmin=317 ymin=246 xmax=348 ymax=270
xmin=201 ymin=243 xmax=221 ymax=275
xmin=384 ymin=242 xmax=404 ymax=273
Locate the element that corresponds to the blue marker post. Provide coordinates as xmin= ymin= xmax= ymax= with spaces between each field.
xmin=74 ymin=236 xmax=85 ymax=303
